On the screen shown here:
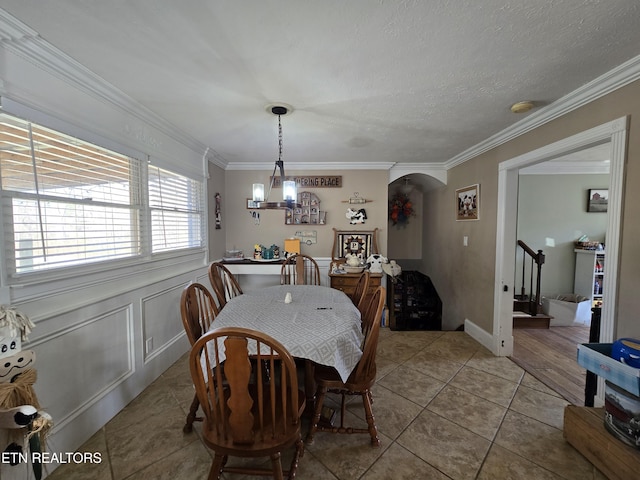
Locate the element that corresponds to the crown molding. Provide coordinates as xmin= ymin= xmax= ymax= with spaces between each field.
xmin=203 ymin=147 xmax=227 ymax=169
xmin=225 ymin=161 xmax=396 ymax=171
xmin=0 ymin=11 xmax=210 ymax=158
xmin=445 ymin=54 xmax=640 ymax=170
xmin=389 ymin=163 xmax=447 ymax=185
xmin=0 ymin=9 xmax=38 ymax=39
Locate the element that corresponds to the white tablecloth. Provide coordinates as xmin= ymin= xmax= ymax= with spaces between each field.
xmin=209 ymin=285 xmax=363 ymax=382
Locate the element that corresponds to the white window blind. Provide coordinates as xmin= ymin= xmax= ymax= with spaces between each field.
xmin=0 ymin=114 xmax=140 ymax=274
xmin=0 ymin=112 xmax=205 ymax=278
xmin=148 ymin=166 xmax=204 ymax=253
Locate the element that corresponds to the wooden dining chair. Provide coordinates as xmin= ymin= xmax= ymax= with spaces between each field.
xmin=280 ymin=253 xmax=321 ymax=285
xmin=180 ymin=282 xmax=220 ymax=432
xmin=208 ymin=262 xmax=243 ymax=309
xmin=306 ymin=286 xmax=386 ymax=447
xmin=189 ymin=326 xmax=305 ymax=480
xmin=351 ymin=270 xmax=371 ymax=313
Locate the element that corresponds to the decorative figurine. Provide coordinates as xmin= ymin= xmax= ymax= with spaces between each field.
xmin=0 ymin=305 xmax=53 ymax=480
xmin=214 ymin=192 xmax=222 ymax=229
xmin=346 ymin=207 xmax=367 ymax=224
xmin=366 ymin=254 xmax=388 ymax=273
xmin=331 ymin=262 xmax=346 ymax=274
xmin=345 ymin=253 xmax=362 ymax=267
xmin=382 ymin=260 xmax=403 ymax=283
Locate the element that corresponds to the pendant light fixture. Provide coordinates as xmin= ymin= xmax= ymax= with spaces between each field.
xmin=252 ymin=105 xmax=299 ymax=209
xmin=400 ymin=177 xmax=413 ymax=195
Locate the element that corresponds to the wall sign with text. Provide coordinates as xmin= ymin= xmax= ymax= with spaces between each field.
xmin=270 ymin=176 xmax=342 ymax=188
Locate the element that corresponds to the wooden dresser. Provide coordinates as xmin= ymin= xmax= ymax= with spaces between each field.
xmin=329 ymin=228 xmax=382 ymax=302
xmin=329 ymin=272 xmax=382 ymax=300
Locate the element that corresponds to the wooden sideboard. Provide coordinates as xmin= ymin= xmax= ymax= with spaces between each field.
xmin=329 ymin=227 xmax=382 ymax=302
xmin=329 ymin=272 xmax=382 ymax=300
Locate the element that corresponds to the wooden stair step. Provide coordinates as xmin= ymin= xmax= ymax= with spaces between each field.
xmin=513 ymin=312 xmax=552 ymax=329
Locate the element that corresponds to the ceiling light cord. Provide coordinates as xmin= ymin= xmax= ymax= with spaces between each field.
xmin=251 ymin=105 xmax=299 ymax=209
xmin=265 ymin=113 xmax=284 ymax=202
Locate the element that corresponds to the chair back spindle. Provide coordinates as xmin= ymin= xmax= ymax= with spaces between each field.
xmin=351 ymin=270 xmax=371 ymax=313
xmin=280 ymin=254 xmax=321 ymax=285
xmin=190 ymin=327 xmax=305 ymax=478
xmin=306 ymin=286 xmax=386 ymax=447
xmin=179 ymin=282 xmax=219 ymax=432
xmin=208 ymin=262 xmax=243 ymax=308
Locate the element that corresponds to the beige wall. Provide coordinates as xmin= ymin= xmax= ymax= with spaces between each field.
xmin=388 ymin=188 xmax=423 ymax=260
xmin=422 ymin=161 xmax=498 ymax=331
xmin=220 ymin=169 xmax=389 ymax=261
xmin=423 ymin=79 xmax=640 ymax=337
xmin=207 ymin=163 xmax=227 ymax=261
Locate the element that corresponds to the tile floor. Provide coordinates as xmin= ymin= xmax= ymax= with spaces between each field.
xmin=44 ymin=329 xmax=605 ymax=480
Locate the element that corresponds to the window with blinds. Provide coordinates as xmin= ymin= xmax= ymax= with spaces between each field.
xmin=0 ymin=113 xmax=204 ymax=276
xmin=148 ymin=166 xmax=204 ymax=253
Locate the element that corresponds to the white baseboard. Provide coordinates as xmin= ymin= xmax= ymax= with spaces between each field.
xmin=463 ymin=318 xmax=496 ymax=354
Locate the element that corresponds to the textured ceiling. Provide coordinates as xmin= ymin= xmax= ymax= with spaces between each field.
xmin=1 ymin=1 xmax=639 ymax=168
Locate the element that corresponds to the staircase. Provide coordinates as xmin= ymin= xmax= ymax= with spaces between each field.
xmin=513 ymin=240 xmax=552 ymax=329
xmin=513 ymin=300 xmax=552 ymax=328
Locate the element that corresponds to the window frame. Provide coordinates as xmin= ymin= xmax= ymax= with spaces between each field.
xmin=0 ymin=112 xmax=207 ymax=288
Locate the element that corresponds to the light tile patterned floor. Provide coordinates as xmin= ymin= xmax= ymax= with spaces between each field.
xmin=44 ymin=330 xmax=606 ymax=480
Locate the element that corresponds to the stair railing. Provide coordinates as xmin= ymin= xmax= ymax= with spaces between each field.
xmin=516 ymin=240 xmax=545 ymax=315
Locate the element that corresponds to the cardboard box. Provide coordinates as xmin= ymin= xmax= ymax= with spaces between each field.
xmin=543 ymin=294 xmax=591 ymax=326
xmin=564 ymin=406 xmax=640 ymax=480
xmin=577 ymin=343 xmax=640 ymax=396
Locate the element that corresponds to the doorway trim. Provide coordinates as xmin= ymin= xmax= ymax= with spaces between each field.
xmin=493 ymin=116 xmax=628 ymax=356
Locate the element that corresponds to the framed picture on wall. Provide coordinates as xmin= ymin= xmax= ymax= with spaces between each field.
xmin=456 ymin=184 xmax=479 ymax=221
xmin=587 ymin=189 xmax=608 ymax=212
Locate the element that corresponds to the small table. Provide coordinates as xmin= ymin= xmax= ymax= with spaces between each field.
xmin=208 ymin=285 xmax=363 ymax=408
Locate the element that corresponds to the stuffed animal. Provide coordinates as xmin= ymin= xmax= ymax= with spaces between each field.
xmin=366 ymin=254 xmax=388 ymax=273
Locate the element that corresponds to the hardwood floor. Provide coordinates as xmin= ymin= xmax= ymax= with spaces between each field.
xmin=509 ymin=325 xmax=590 ymax=406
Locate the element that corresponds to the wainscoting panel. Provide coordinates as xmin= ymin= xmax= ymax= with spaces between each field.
xmin=141 ymin=283 xmax=186 ymax=363
xmin=12 ymin=268 xmax=203 ymax=462
xmin=29 ymin=305 xmax=134 ymax=429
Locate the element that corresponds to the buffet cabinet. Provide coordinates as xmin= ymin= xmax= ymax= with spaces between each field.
xmin=329 ymin=272 xmax=382 ymax=301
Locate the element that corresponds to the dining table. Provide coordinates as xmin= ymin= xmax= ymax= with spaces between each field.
xmin=207 ymin=284 xmax=364 ymax=410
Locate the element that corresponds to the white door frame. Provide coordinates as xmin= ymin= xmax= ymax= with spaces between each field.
xmin=493 ymin=116 xmax=628 ymax=356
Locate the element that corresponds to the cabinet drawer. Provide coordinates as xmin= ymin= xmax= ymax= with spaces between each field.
xmin=330 ymin=273 xmax=382 ymax=298
xmin=331 ymin=276 xmax=359 ymax=288
xmin=333 ymin=285 xmax=355 ymax=296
